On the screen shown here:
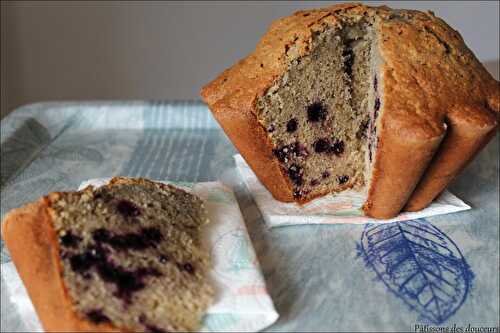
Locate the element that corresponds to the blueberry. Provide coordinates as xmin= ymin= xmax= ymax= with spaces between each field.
xmin=116 ymin=200 xmax=141 ymax=218
xmin=177 ymin=262 xmax=195 ymax=275
xmin=145 ymin=324 xmax=167 ymax=333
xmin=139 ymin=316 xmax=167 ymax=333
xmin=92 ymin=228 xmax=162 ymax=251
xmin=286 ymin=118 xmax=298 ymax=133
xmin=158 ymin=255 xmax=169 ymax=264
xmin=96 ymin=263 xmax=145 ymax=301
xmin=96 ymin=262 xmax=160 ymax=302
xmin=60 ymin=232 xmax=81 ymax=248
xmin=273 ymin=143 xmax=303 ymax=163
xmin=338 ymin=175 xmax=349 ymax=184
xmin=322 ymin=171 xmax=330 ymax=179
xmin=70 ymin=243 xmax=161 ymax=303
xmin=307 ymin=102 xmax=328 ymax=122
xmin=343 ymin=48 xmax=354 ymax=78
xmin=69 ymin=246 xmax=107 ymax=274
xmin=313 ymin=138 xmax=343 ymax=155
xmin=287 ymin=164 xmax=303 ymax=185
xmin=267 ymin=124 xmax=275 ymax=133
xmin=135 ymin=267 xmax=162 ymax=278
xmin=92 ymin=228 xmax=111 ymax=243
xmin=69 ymin=254 xmax=93 ymax=273
xmin=86 ymin=310 xmax=110 ymax=324
xmin=273 ymin=146 xmax=290 ymax=163
xmin=374 ymin=98 xmax=380 ymax=112
xmin=313 ymin=138 xmax=330 ymax=153
xmin=142 ymin=228 xmax=162 ymax=244
xmin=330 ymin=140 xmax=344 ymax=155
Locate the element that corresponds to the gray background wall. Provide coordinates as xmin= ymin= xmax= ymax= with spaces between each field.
xmin=1 ymin=1 xmax=499 ymax=118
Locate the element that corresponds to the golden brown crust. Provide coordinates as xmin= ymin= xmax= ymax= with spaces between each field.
xmin=210 ymin=97 xmax=295 ymax=202
xmin=2 ymin=199 xmax=122 ymax=332
xmin=373 ymin=8 xmax=499 ymax=215
xmin=201 ymin=3 xmax=499 ymax=218
xmin=405 ymin=104 xmax=498 ymax=211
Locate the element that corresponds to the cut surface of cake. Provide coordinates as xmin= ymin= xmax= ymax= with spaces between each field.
xmin=201 ymin=3 xmax=499 ymax=218
xmin=2 ymin=177 xmax=214 ymax=332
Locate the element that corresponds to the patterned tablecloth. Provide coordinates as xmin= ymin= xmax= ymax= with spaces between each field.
xmin=1 ymin=101 xmax=499 ymax=332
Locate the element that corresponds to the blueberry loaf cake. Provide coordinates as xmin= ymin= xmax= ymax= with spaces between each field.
xmin=201 ymin=3 xmax=499 ymax=218
xmin=1 ymin=177 xmax=214 ymax=332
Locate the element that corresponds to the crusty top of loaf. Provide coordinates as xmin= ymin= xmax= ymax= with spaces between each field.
xmin=201 ymin=3 xmax=499 ymax=140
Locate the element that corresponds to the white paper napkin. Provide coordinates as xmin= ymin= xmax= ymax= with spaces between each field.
xmin=234 ymin=154 xmax=471 ymax=227
xmin=1 ymin=179 xmax=278 ymax=332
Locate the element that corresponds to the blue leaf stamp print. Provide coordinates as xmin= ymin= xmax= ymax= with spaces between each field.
xmin=358 ymin=219 xmax=474 ymax=324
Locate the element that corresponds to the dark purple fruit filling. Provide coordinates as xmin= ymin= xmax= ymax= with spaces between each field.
xmin=86 ymin=309 xmax=110 ymax=324
xmin=92 ymin=228 xmax=111 ymax=243
xmin=313 ymin=138 xmax=330 ymax=153
xmin=287 ymin=164 xmax=304 ymax=186
xmin=310 ymin=179 xmax=320 ymax=186
xmin=69 ymin=246 xmax=107 ymax=274
xmin=116 ymin=200 xmax=141 ymax=218
xmin=374 ymin=98 xmax=381 ymax=112
xmin=267 ymin=124 xmax=275 ymax=133
xmin=142 ymin=227 xmax=163 ymax=243
xmin=60 ymin=232 xmax=82 ymax=248
xmin=272 ymin=147 xmax=286 ymax=162
xmin=337 ymin=175 xmax=349 ymax=184
xmin=330 ymin=140 xmax=344 ymax=155
xmin=307 ymin=102 xmax=328 ymax=122
xmin=97 ymin=262 xmax=146 ymax=301
xmin=70 ymin=254 xmax=93 ymax=273
xmin=134 ymin=267 xmax=163 ymax=278
xmin=69 ymin=243 xmax=161 ymax=302
xmin=374 ymin=75 xmax=378 ymax=91
xmin=286 ymin=118 xmax=298 ymax=133
xmin=322 ymin=171 xmax=330 ymax=179
xmin=312 ymin=138 xmax=344 ymax=155
xmin=273 ymin=144 xmax=295 ymax=163
xmin=145 ymin=324 xmax=167 ymax=333
xmin=139 ymin=315 xmax=167 ymax=333
xmin=273 ymin=142 xmax=308 ymax=163
xmin=343 ymin=47 xmax=354 ymax=78
xmin=177 ymin=262 xmax=195 ymax=275
xmin=158 ymin=255 xmax=169 ymax=264
xmin=96 ymin=261 xmax=161 ymax=302
xmin=92 ymin=227 xmax=162 ymax=251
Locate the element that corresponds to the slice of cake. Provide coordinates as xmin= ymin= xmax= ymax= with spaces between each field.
xmin=2 ymin=177 xmax=214 ymax=332
xmin=201 ymin=3 xmax=499 ymax=218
